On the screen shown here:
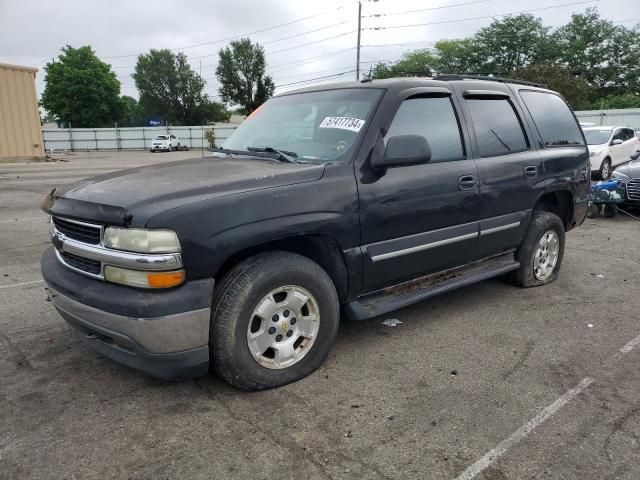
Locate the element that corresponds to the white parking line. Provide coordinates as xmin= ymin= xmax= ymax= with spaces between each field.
xmin=455 ymin=377 xmax=595 ymax=480
xmin=0 ymin=216 xmax=48 ymax=224
xmin=0 ymin=280 xmax=44 ymax=290
xmin=619 ymin=334 xmax=640 ymax=355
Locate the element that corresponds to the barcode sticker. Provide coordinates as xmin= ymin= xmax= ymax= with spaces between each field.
xmin=319 ymin=116 xmax=366 ymax=133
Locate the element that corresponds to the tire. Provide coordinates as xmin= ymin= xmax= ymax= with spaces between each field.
xmin=599 ymin=158 xmax=611 ymax=180
xmin=177 ymin=143 xmax=181 ymax=151
xmin=586 ymin=203 xmax=599 ymax=218
xmin=210 ymin=251 xmax=340 ymax=391
xmin=506 ymin=211 xmax=565 ymax=288
xmin=603 ymin=204 xmax=617 ymax=218
xmin=168 ymin=145 xmax=172 ymax=152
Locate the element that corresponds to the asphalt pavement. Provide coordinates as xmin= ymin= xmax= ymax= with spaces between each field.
xmin=1 ymin=151 xmax=639 ymax=479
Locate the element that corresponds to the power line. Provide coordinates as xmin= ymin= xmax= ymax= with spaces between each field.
xmin=268 ymin=47 xmax=355 ymax=72
xmin=101 ymin=6 xmax=345 ymax=59
xmin=363 ymin=0 xmax=491 ymax=18
xmin=260 ymin=20 xmax=350 ymax=46
xmin=363 ymin=0 xmax=600 ymax=31
xmin=275 ymin=70 xmax=356 ymax=89
xmin=267 ymin=30 xmax=357 ymax=55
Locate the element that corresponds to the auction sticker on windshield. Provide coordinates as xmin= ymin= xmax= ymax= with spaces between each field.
xmin=319 ymin=116 xmax=366 ymax=133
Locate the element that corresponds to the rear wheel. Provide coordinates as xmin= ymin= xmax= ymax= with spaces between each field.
xmin=210 ymin=252 xmax=339 ymax=390
xmin=506 ymin=211 xmax=565 ymax=287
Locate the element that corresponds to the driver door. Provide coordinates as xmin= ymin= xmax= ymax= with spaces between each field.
xmin=357 ymin=91 xmax=481 ymax=291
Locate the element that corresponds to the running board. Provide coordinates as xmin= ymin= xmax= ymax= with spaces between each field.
xmin=344 ymin=253 xmax=519 ymax=321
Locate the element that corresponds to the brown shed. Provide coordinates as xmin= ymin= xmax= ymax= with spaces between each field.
xmin=0 ymin=63 xmax=45 ymax=162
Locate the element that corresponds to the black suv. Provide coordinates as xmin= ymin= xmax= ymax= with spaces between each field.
xmin=41 ymin=76 xmax=590 ymax=390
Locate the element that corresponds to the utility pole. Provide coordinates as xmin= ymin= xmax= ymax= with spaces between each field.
xmin=356 ymin=1 xmax=362 ymax=81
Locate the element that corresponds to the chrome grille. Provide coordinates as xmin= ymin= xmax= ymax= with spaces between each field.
xmin=627 ymin=179 xmax=640 ymax=200
xmin=60 ymin=251 xmax=101 ymax=275
xmin=52 ymin=216 xmax=102 ymax=244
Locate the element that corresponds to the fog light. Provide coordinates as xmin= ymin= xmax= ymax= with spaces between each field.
xmin=104 ymin=265 xmax=185 ymax=289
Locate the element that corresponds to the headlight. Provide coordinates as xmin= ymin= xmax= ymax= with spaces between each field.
xmin=589 ymin=150 xmax=601 ymax=157
xmin=104 ymin=227 xmax=181 ymax=253
xmin=104 ymin=266 xmax=185 ymax=289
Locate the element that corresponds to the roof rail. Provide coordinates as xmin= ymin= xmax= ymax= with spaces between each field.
xmin=433 ymin=74 xmax=547 ymax=89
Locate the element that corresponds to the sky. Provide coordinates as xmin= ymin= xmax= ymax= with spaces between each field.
xmin=1 ymin=0 xmax=639 ymax=103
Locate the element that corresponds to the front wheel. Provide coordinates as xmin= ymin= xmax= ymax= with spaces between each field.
xmin=599 ymin=159 xmax=611 ymax=180
xmin=506 ymin=211 xmax=565 ymax=287
xmin=210 ymin=252 xmax=339 ymax=390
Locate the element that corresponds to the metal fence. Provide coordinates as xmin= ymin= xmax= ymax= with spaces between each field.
xmin=42 ymin=124 xmax=238 ymax=153
xmin=574 ymin=108 xmax=640 ymax=130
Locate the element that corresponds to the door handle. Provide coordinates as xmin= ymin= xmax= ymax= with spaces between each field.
xmin=458 ymin=175 xmax=477 ymax=190
xmin=524 ymin=166 xmax=538 ymax=178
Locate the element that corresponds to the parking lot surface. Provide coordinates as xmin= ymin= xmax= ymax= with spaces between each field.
xmin=1 ymin=151 xmax=639 ymax=480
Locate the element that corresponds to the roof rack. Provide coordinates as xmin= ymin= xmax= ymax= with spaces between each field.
xmin=433 ymin=74 xmax=547 ymax=89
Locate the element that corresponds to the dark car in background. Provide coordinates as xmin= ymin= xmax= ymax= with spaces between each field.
xmin=613 ymin=160 xmax=640 ymax=207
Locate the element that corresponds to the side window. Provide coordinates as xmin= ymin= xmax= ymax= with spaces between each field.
xmin=466 ymin=98 xmax=528 ymax=157
xmin=625 ymin=129 xmax=635 ymax=141
xmin=519 ymin=91 xmax=584 ymax=147
xmin=612 ymin=129 xmax=623 ymax=142
xmin=385 ymin=96 xmax=465 ymax=162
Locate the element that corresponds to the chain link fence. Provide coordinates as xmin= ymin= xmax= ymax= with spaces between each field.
xmin=42 ymin=124 xmax=238 ymax=153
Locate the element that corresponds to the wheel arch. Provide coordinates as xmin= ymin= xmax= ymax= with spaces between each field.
xmin=532 ymin=190 xmax=574 ymax=229
xmin=214 ymin=234 xmax=349 ymax=303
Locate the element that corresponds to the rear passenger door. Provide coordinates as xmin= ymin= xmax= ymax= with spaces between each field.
xmin=453 ymin=85 xmax=541 ymax=258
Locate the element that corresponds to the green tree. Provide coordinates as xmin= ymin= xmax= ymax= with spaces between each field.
xmin=117 ymin=95 xmax=144 ymax=127
xmin=512 ymin=64 xmax=592 ymax=109
xmin=583 ymin=93 xmax=640 ymax=110
xmin=41 ymin=45 xmax=121 ymax=127
xmin=553 ymin=9 xmax=640 ymax=95
xmin=475 ymin=15 xmax=551 ymax=75
xmin=372 ymin=50 xmax=437 ymax=79
xmin=216 ymin=38 xmax=275 ymax=114
xmin=432 ymin=38 xmax=484 ymax=74
xmin=133 ymin=49 xmax=222 ymax=125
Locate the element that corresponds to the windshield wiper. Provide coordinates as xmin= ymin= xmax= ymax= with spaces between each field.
xmin=247 ymin=146 xmax=298 ymax=163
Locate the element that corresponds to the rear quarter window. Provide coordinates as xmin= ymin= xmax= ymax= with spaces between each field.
xmin=519 ymin=91 xmax=584 ymax=147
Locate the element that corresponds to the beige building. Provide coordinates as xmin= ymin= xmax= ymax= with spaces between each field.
xmin=0 ymin=63 xmax=45 ymax=162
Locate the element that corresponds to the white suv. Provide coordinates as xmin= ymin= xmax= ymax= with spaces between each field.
xmin=583 ymin=126 xmax=640 ymax=179
xmin=150 ymin=134 xmax=180 ymax=153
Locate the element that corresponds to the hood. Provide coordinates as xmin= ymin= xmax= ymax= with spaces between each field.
xmin=44 ymin=156 xmax=325 ymax=226
xmin=614 ymin=160 xmax=640 ymax=179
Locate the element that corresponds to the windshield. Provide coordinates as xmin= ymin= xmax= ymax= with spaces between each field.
xmin=583 ymin=129 xmax=612 ymax=145
xmin=154 ymin=135 xmax=169 ymax=140
xmin=221 ymin=88 xmax=382 ymax=162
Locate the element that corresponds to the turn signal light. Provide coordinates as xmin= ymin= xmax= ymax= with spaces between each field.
xmin=147 ymin=270 xmax=186 ymax=288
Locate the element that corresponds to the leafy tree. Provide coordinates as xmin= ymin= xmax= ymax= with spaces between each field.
xmin=117 ymin=96 xmax=145 ymax=127
xmin=42 ymin=45 xmax=121 ymax=127
xmin=553 ymin=9 xmax=640 ymax=95
xmin=216 ymin=38 xmax=275 ymax=114
xmin=133 ymin=49 xmax=225 ymax=125
xmin=582 ymin=93 xmax=640 ymax=110
xmin=372 ymin=50 xmax=436 ymax=79
xmin=475 ymin=15 xmax=551 ymax=75
xmin=196 ymin=99 xmax=230 ymax=124
xmin=512 ymin=64 xmax=592 ymax=109
xmin=432 ymin=38 xmax=484 ymax=74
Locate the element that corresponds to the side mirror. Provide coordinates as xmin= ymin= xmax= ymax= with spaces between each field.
xmin=372 ymin=134 xmax=432 ymax=169
xmin=612 ymin=138 xmax=623 ymax=146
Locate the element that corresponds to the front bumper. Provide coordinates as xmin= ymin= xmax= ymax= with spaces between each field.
xmin=42 ymin=247 xmax=214 ymax=379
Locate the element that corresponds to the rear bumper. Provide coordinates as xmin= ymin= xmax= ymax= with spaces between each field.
xmin=41 ymin=247 xmax=214 ymax=379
